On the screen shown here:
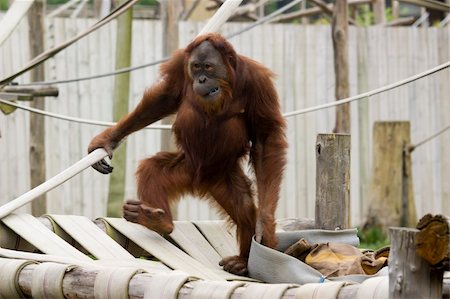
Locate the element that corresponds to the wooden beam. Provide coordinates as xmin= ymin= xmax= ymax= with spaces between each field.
xmin=0 ymin=92 xmax=32 ymax=101
xmin=385 ymin=16 xmax=417 ymax=26
xmin=309 ymin=0 xmax=358 ymax=27
xmin=398 ymin=0 xmax=450 ymax=12
xmin=273 ymin=0 xmax=372 ymax=22
xmin=315 ymin=134 xmax=351 ymax=230
xmin=2 ymin=85 xmax=59 ymax=97
xmin=8 ymin=263 xmax=370 ymax=298
xmin=389 ymin=227 xmax=444 ymax=299
xmin=28 ymin=0 xmax=47 ymax=217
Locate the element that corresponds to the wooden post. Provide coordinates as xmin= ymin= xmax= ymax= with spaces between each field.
xmin=315 ymin=134 xmax=351 ymax=230
xmin=389 ymin=227 xmax=443 ymax=299
xmin=28 ymin=0 xmax=47 ymax=216
xmin=392 ymin=0 xmax=400 ymax=19
xmin=161 ymin=0 xmax=182 ymax=219
xmin=107 ymin=0 xmax=133 ymax=217
xmin=332 ymin=0 xmax=350 ymax=133
xmin=365 ymin=122 xmax=417 ymax=232
xmin=373 ymin=0 xmax=386 ymax=24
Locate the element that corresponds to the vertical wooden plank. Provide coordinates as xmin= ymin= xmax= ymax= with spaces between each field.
xmin=366 ymin=122 xmax=416 ymax=231
xmin=28 ymin=0 xmax=47 ymax=216
xmin=439 ymin=27 xmax=450 ymax=215
xmin=356 ymin=27 xmax=369 ymax=223
xmin=294 ymin=25 xmax=308 ymax=218
xmin=373 ymin=0 xmax=386 ymax=24
xmin=304 ymin=25 xmax=317 ymax=218
xmin=347 ymin=26 xmax=359 ymax=225
xmin=282 ymin=24 xmax=297 ymax=219
xmin=315 ymin=134 xmax=351 ymax=230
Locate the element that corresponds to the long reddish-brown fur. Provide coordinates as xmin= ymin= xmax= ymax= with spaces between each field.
xmin=88 ymin=33 xmax=287 ymax=271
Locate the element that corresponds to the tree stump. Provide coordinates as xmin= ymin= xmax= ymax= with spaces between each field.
xmin=415 ymin=214 xmax=449 ymax=269
xmin=389 ymin=227 xmax=443 ymax=299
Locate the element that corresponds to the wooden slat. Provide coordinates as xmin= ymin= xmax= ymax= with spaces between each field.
xmin=1 ymin=214 xmax=90 ymax=261
xmin=171 ymin=221 xmax=223 ymax=268
xmin=100 ymin=217 xmax=251 ymax=281
xmin=193 ymin=220 xmax=239 ymax=258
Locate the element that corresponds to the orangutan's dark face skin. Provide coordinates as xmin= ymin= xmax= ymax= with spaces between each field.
xmin=188 ymin=41 xmax=229 ymax=102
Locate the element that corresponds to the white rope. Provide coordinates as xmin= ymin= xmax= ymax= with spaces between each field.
xmin=0 ymin=98 xmax=172 ymax=130
xmin=283 ymin=60 xmax=450 ymax=117
xmin=2 ymin=60 xmax=449 ymax=125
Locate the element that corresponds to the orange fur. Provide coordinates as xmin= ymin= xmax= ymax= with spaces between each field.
xmin=88 ymin=33 xmax=287 ymax=264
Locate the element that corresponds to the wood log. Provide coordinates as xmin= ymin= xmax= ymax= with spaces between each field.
xmin=315 ymin=134 xmax=351 ymax=230
xmin=415 ymin=214 xmax=450 ymax=268
xmin=12 ymin=263 xmax=370 ymax=299
xmin=2 ymin=85 xmax=59 ymax=97
xmin=389 ymin=227 xmax=444 ymax=299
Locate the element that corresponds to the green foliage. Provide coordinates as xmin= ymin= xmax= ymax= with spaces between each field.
xmin=139 ymin=0 xmax=158 ymax=5
xmin=358 ymin=226 xmax=390 ymax=250
xmin=354 ymin=5 xmax=395 ymax=26
xmin=48 ymin=0 xmax=72 ymax=4
xmin=0 ymin=0 xmax=8 ymax=11
xmin=355 ymin=4 xmax=374 ymax=27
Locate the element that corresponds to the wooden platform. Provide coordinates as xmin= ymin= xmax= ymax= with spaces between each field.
xmin=0 ymin=213 xmax=448 ymax=299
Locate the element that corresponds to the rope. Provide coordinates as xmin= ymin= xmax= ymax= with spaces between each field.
xmin=1 ymin=60 xmax=449 ymax=128
xmin=0 ymin=0 xmax=140 ymax=87
xmin=409 ymin=124 xmax=450 ymax=151
xmin=0 ymin=98 xmax=172 ymax=130
xmin=17 ymin=0 xmax=304 ymax=86
xmin=283 ymin=60 xmax=450 ymax=117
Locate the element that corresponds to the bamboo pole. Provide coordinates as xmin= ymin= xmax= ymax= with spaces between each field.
xmin=107 ymin=0 xmax=133 ymax=217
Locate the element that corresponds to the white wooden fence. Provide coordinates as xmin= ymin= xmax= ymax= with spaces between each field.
xmin=0 ymin=16 xmax=449 ymax=225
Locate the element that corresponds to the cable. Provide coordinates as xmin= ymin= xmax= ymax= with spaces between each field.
xmin=409 ymin=124 xmax=450 ymax=151
xmin=0 ymin=98 xmax=172 ymax=130
xmin=0 ymin=0 xmax=140 ymax=87
xmin=18 ymin=0 xmax=304 ymax=86
xmin=283 ymin=60 xmax=450 ymax=117
xmin=1 ymin=60 xmax=449 ymax=129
